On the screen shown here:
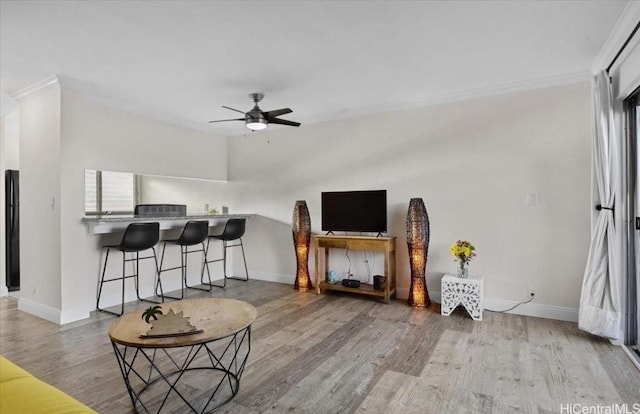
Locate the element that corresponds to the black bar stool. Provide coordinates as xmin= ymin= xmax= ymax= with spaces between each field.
xmin=203 ymin=218 xmax=249 ymax=288
xmin=97 ymin=222 xmax=163 ymax=316
xmin=157 ymin=220 xmax=211 ymax=300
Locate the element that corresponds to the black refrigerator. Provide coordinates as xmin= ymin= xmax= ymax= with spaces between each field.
xmin=5 ymin=170 xmax=19 ymax=291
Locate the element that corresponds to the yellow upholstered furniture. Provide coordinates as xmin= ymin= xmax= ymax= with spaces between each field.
xmin=0 ymin=355 xmax=96 ymax=413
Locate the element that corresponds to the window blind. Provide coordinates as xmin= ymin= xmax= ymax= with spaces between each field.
xmin=102 ymin=171 xmax=135 ymax=212
xmin=85 ymin=170 xmax=97 ymax=213
xmin=85 ymin=170 xmax=135 ymax=214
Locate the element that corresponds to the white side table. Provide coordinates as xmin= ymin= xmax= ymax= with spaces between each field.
xmin=441 ymin=273 xmax=484 ymax=321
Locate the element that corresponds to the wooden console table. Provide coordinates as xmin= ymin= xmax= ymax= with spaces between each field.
xmin=314 ymin=235 xmax=396 ymax=303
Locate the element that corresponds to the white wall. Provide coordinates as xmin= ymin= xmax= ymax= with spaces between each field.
xmin=2 ymin=112 xmax=19 ymax=169
xmin=16 ymin=82 xmax=228 ymax=323
xmin=17 ymin=84 xmax=62 ymax=316
xmin=0 ymin=93 xmax=19 ymax=296
xmin=13 ymin=79 xmax=591 ymax=323
xmin=139 ymin=175 xmax=230 ymax=215
xmin=59 ymin=88 xmax=229 ymax=322
xmin=0 ymin=116 xmax=4 ymax=295
xmin=227 ymin=82 xmax=592 ymax=316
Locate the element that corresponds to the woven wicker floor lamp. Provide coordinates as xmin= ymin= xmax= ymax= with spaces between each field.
xmin=292 ymin=200 xmax=312 ymax=291
xmin=407 ymin=198 xmax=431 ymax=307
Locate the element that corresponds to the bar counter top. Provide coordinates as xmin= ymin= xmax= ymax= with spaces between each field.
xmin=83 ymin=213 xmax=255 ymax=234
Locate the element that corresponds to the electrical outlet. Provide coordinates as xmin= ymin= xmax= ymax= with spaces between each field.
xmin=528 ymin=284 xmax=537 ymax=297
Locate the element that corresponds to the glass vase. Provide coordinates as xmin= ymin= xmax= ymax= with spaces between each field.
xmin=457 ymin=261 xmax=468 ymax=278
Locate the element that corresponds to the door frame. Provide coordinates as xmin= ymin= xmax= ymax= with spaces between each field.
xmin=624 ymin=86 xmax=639 ymax=355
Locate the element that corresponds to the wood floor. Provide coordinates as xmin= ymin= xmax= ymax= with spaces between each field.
xmin=1 ymin=280 xmax=639 ymax=414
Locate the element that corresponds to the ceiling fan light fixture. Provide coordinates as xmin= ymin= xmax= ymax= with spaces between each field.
xmin=246 ymin=118 xmax=267 ymax=130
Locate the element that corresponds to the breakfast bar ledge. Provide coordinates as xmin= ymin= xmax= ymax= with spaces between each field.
xmin=82 ymin=214 xmax=255 ymax=235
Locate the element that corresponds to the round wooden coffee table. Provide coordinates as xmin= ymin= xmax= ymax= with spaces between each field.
xmin=109 ymin=298 xmax=257 ymax=414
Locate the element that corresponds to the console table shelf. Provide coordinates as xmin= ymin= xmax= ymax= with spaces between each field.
xmin=314 ymin=235 xmax=396 ymax=303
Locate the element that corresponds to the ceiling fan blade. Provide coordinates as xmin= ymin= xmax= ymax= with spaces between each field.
xmin=264 ymin=108 xmax=292 ymax=119
xmin=208 ymin=118 xmax=245 ymax=123
xmin=222 ymin=105 xmax=247 ymax=115
xmin=269 ymin=118 xmax=301 ymax=127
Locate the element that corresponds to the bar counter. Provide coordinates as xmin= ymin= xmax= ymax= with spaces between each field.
xmin=82 ymin=213 xmax=255 ymax=234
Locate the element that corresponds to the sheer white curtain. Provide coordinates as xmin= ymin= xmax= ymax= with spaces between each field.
xmin=579 ymin=71 xmax=622 ymax=340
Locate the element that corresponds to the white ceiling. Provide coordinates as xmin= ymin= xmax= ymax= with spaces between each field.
xmin=0 ymin=0 xmax=630 ymax=135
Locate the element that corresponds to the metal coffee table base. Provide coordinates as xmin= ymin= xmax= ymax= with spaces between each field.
xmin=111 ymin=327 xmax=251 ymax=414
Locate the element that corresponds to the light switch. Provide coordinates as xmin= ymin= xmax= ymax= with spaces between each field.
xmin=526 ymin=193 xmax=537 ymax=207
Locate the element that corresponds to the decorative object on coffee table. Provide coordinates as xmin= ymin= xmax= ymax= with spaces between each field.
xmin=406 ymin=198 xmax=431 ymax=307
xmin=292 ymin=200 xmax=312 ymax=291
xmin=140 ymin=308 xmax=203 ymax=338
xmin=449 ymin=240 xmax=476 ymax=278
xmin=141 ymin=305 xmax=163 ymax=323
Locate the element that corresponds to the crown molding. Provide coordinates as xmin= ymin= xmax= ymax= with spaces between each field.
xmin=407 ymin=71 xmax=591 ymax=108
xmin=9 ymin=70 xmax=591 ymax=137
xmin=313 ymin=70 xmax=591 ymax=129
xmin=8 ymin=75 xmax=224 ymax=136
xmin=591 ymin=1 xmax=640 ymax=73
xmin=9 ymin=75 xmax=61 ymax=102
xmin=1 ymin=91 xmax=18 ymax=116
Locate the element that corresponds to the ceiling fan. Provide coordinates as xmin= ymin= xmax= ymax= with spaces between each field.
xmin=209 ymin=93 xmax=301 ymax=131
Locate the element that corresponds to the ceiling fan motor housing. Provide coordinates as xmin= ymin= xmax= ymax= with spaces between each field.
xmin=249 ymin=93 xmax=264 ymax=103
xmin=247 ymin=110 xmax=265 ymax=121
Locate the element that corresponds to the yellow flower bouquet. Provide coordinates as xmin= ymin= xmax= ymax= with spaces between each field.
xmin=449 ymin=240 xmax=476 ymax=278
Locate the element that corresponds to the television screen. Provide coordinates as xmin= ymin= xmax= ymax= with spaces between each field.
xmin=321 ymin=190 xmax=387 ymax=233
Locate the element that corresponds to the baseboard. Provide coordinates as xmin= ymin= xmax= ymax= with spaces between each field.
xmin=482 ymin=297 xmax=578 ymax=322
xmin=17 ymin=298 xmax=93 ymax=325
xmin=18 ymin=297 xmax=61 ymax=324
xmin=397 ymin=288 xmax=578 ymax=322
xmin=11 ymin=278 xmax=580 ymax=324
xmin=59 ymin=308 xmax=91 ymax=325
xmin=396 ymin=287 xmax=409 ymax=300
xmin=250 ymin=271 xmax=293 ymax=285
xmin=0 ymin=286 xmax=8 ymax=297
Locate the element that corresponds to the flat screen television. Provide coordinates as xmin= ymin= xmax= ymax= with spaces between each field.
xmin=321 ymin=190 xmax=387 ymax=233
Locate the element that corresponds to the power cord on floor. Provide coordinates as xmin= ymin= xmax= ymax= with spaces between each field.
xmin=362 ymin=251 xmax=371 ymax=284
xmin=485 ymin=293 xmax=535 ymax=313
